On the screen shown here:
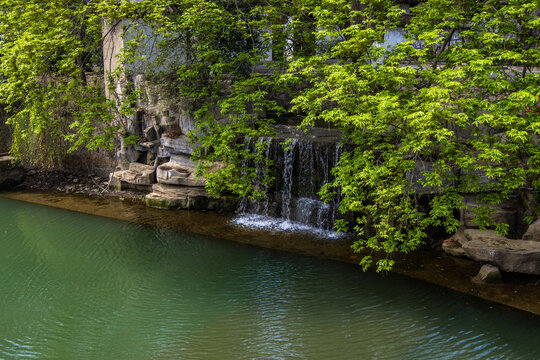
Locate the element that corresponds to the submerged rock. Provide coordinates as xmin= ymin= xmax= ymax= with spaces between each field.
xmin=472 ymin=264 xmax=503 ymax=285
xmin=0 ymin=156 xmax=25 ymax=189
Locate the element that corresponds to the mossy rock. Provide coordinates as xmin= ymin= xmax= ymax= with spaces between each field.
xmin=145 ymin=194 xmax=188 ymax=210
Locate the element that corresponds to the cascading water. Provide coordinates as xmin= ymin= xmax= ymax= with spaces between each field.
xmin=234 ymin=126 xmax=345 ymax=237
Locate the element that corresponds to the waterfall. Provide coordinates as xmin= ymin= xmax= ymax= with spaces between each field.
xmin=233 ymin=126 xmax=344 ymax=236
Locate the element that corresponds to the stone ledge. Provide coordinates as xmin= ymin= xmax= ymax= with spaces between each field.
xmin=145 ymin=183 xmax=238 ymax=211
xmin=111 ymin=163 xmax=155 ymax=186
xmin=156 ymin=161 xmax=205 ymax=187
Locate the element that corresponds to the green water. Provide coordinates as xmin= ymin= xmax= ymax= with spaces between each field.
xmin=0 ymin=198 xmax=538 ymax=359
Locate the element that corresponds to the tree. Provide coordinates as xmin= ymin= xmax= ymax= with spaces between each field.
xmin=0 ymin=0 xmax=124 ymax=167
xmin=0 ymin=0 xmax=537 ymax=271
xmin=286 ymin=0 xmax=539 ymax=270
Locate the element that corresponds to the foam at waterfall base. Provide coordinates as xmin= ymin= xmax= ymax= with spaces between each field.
xmin=232 ymin=214 xmax=344 ymax=239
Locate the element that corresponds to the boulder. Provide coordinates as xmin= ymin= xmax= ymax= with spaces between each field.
xmin=442 ymin=239 xmax=466 ymax=257
xmin=145 ymin=183 xmax=238 ymax=211
xmin=523 ymin=219 xmax=540 ymax=241
xmin=0 ymin=156 xmax=25 ymax=189
xmin=110 ymin=162 xmax=155 ymax=191
xmin=156 ymin=161 xmax=205 ymax=187
xmin=460 ymin=229 xmax=540 ymax=275
xmin=472 ymin=264 xmax=503 ymax=284
xmin=145 ymin=184 xmax=190 ymax=210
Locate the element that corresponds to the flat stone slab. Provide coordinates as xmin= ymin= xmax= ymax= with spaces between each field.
xmin=460 ymin=229 xmax=540 ymax=275
xmin=156 ymin=161 xmax=205 ymax=187
xmin=145 ymin=183 xmax=237 ymax=211
xmin=111 ymin=163 xmax=155 ymax=186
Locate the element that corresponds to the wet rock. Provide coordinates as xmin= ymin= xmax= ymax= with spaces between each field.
xmin=273 ymin=125 xmax=343 ymax=144
xmin=460 ymin=229 xmax=540 ymax=275
xmin=145 ymin=184 xmax=189 ymax=210
xmin=0 ymin=156 xmax=26 ymax=189
xmin=472 ymin=264 xmax=503 ymax=284
xmin=523 ymin=219 xmax=540 ymax=241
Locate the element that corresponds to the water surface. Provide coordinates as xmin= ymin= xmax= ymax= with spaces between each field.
xmin=0 ymin=198 xmax=538 ymax=359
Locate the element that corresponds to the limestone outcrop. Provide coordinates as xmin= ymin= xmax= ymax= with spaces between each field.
xmin=443 ymin=228 xmax=540 ymax=275
xmin=110 ymin=162 xmax=155 ymax=191
xmin=160 ymin=135 xmax=198 ymax=157
xmin=156 ymin=161 xmax=205 ymax=187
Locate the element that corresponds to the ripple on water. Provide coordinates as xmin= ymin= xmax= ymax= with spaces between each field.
xmin=0 ymin=197 xmax=539 ymax=360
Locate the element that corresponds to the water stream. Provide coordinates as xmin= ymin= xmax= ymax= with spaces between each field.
xmin=236 ymin=127 xmax=345 ymax=235
xmin=1 ymin=197 xmax=539 ymax=359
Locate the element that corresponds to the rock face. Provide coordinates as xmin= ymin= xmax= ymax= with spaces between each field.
xmin=460 ymin=201 xmax=517 ymax=230
xmin=523 ymin=219 xmax=540 ymax=241
xmin=472 ymin=264 xmax=503 ymax=284
xmin=160 ymin=135 xmax=198 ymax=156
xmin=458 ymin=229 xmax=540 ymax=275
xmin=0 ymin=156 xmax=25 ymax=189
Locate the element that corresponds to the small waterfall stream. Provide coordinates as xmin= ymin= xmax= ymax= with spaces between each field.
xmin=234 ymin=126 xmax=345 ymax=236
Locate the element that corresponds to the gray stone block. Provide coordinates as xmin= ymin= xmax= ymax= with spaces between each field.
xmin=523 ymin=219 xmax=540 ymax=241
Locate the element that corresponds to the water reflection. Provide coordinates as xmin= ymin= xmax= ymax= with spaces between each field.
xmin=0 ymin=198 xmax=538 ymax=360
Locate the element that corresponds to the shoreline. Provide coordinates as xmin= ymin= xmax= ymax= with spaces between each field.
xmin=1 ymin=189 xmax=539 ymax=317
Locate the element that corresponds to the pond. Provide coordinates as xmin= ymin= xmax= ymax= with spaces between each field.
xmin=0 ymin=197 xmax=538 ymax=359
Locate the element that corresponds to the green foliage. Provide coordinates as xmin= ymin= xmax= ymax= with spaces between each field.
xmin=0 ymin=0 xmax=128 ymax=167
xmin=113 ymin=0 xmax=538 ymax=271
xmin=277 ymin=0 xmax=538 ymax=271
xmin=1 ymin=0 xmax=537 ymax=272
